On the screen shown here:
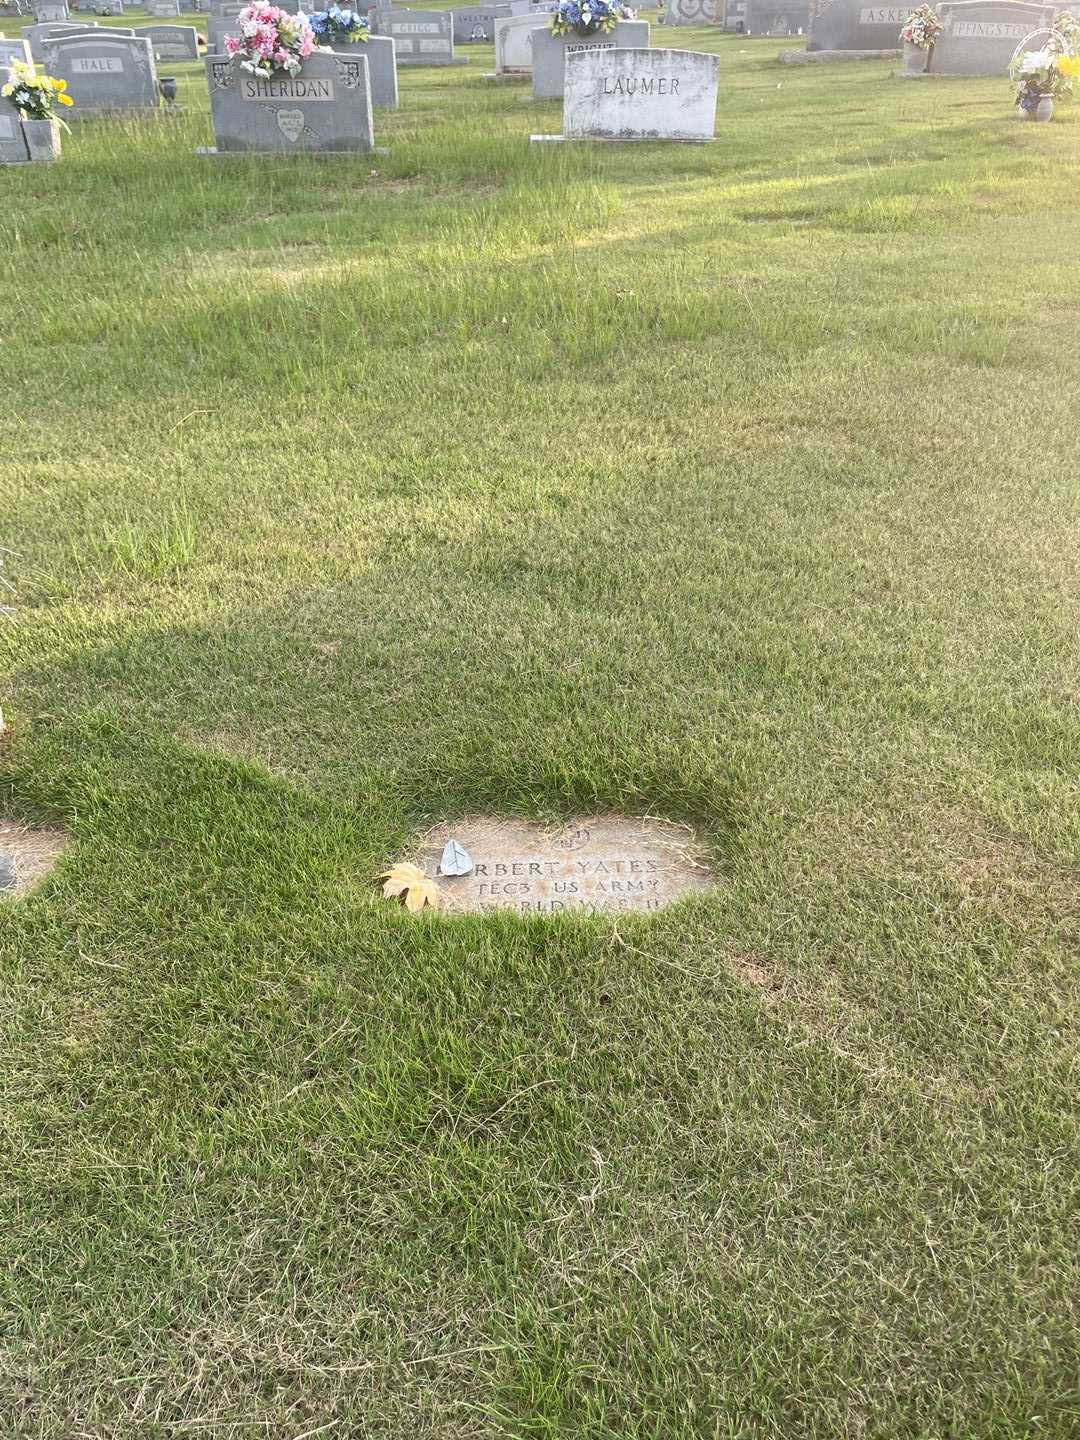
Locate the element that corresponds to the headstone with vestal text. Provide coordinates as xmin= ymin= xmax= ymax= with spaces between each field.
xmin=451 ymin=4 xmax=511 ymax=41
xmin=205 ymin=50 xmax=375 ymax=150
xmin=532 ymin=18 xmax=649 ymax=98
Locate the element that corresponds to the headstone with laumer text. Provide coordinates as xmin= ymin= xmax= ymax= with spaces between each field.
xmin=206 ymin=51 xmax=374 ymax=151
xmin=532 ymin=19 xmax=649 ymax=99
xmin=561 ymin=46 xmax=719 ymax=141
xmin=930 ymin=0 xmax=1054 ymax=71
xmin=40 ymin=32 xmax=158 ymax=112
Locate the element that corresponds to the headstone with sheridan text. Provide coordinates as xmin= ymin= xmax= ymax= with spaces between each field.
xmin=206 ymin=50 xmax=374 ymax=150
xmin=532 ymin=18 xmax=649 ymax=98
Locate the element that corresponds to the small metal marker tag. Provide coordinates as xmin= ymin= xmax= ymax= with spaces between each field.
xmin=439 ymin=838 xmax=473 ymax=877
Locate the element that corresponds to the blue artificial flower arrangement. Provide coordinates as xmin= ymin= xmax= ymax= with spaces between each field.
xmin=551 ymin=0 xmax=625 ymax=36
xmin=307 ymin=4 xmax=369 ymax=43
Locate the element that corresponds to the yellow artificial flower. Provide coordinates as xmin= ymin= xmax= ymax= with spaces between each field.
xmin=0 ymin=84 xmax=11 ymax=97
xmin=58 ymin=92 xmax=74 ymax=105
xmin=1059 ymin=52 xmax=1080 ymax=75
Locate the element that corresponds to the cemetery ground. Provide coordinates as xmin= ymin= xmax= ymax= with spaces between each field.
xmin=2 ymin=18 xmax=1079 ymax=1437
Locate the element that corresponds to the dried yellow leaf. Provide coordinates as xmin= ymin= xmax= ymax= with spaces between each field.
xmin=378 ymin=862 xmax=439 ymax=913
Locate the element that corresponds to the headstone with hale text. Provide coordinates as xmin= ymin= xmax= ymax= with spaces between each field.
xmin=40 ymin=31 xmax=158 ymax=111
xmin=532 ymin=19 xmax=649 ymax=98
xmin=206 ymin=50 xmax=374 ymax=150
xmin=561 ymin=46 xmax=719 ymax=139
xmin=369 ymin=7 xmax=465 ymax=64
xmin=134 ymin=21 xmax=198 ymax=57
xmin=930 ymin=0 xmax=1054 ymax=71
xmin=452 ymin=4 xmax=510 ymax=41
xmin=494 ymin=10 xmax=544 ymax=68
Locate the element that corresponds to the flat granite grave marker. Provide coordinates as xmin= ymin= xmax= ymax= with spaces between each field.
xmin=556 ymin=46 xmax=719 ymax=140
xmin=807 ymin=0 xmax=911 ymax=49
xmin=134 ymin=21 xmax=198 ymax=57
xmin=370 ymin=7 xmax=466 ymax=64
xmin=452 ymin=4 xmax=510 ymax=41
xmin=416 ymin=816 xmax=715 ymax=916
xmin=41 ymin=31 xmax=158 ymax=111
xmin=206 ymin=50 xmax=374 ymax=151
xmin=532 ymin=18 xmax=649 ymax=98
xmin=931 ymin=0 xmax=1054 ymax=71
xmin=494 ymin=10 xmax=545 ymax=69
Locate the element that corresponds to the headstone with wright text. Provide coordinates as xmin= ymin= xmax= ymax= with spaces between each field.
xmin=532 ymin=18 xmax=649 ymax=98
xmin=206 ymin=50 xmax=375 ymax=151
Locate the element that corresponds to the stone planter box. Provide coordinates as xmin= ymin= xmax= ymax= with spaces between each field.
xmin=22 ymin=116 xmax=62 ymax=160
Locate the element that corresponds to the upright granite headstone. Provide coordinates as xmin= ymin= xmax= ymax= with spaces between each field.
xmin=206 ymin=15 xmax=233 ymax=49
xmin=494 ymin=10 xmax=544 ymax=68
xmin=206 ymin=50 xmax=374 ymax=150
xmin=743 ymin=0 xmax=808 ymax=30
xmin=452 ymin=4 xmax=511 ymax=41
xmin=316 ymin=35 xmax=398 ymax=107
xmin=532 ymin=18 xmax=649 ymax=98
xmin=807 ymin=0 xmax=911 ymax=48
xmin=147 ymin=0 xmax=179 ymax=14
xmin=562 ymin=46 xmax=719 ymax=139
xmin=135 ymin=21 xmax=198 ymax=56
xmin=0 ymin=34 xmax=33 ymax=67
xmin=34 ymin=1 xmax=70 ymax=19
xmin=369 ymin=7 xmax=465 ymax=64
xmin=94 ymin=0 xmax=124 ymax=13
xmin=40 ymin=31 xmax=158 ymax=111
xmin=931 ymin=0 xmax=1054 ymax=71
xmin=665 ymin=0 xmax=722 ymax=20
xmin=0 ymin=110 xmax=28 ymax=164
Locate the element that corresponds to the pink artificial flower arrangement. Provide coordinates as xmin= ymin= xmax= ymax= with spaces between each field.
xmin=224 ymin=3 xmax=316 ymax=77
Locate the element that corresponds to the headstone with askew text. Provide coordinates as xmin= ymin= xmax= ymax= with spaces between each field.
xmin=560 ymin=46 xmax=719 ymax=140
xmin=40 ymin=32 xmax=158 ymax=112
xmin=806 ymin=0 xmax=913 ymax=49
xmin=930 ymin=0 xmax=1054 ymax=71
xmin=532 ymin=18 xmax=649 ymax=98
xmin=369 ymin=7 xmax=466 ymax=64
xmin=134 ymin=22 xmax=199 ymax=58
xmin=452 ymin=4 xmax=511 ymax=42
xmin=205 ymin=50 xmax=374 ymax=151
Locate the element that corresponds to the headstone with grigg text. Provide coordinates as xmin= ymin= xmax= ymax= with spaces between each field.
xmin=206 ymin=50 xmax=374 ymax=151
xmin=532 ymin=18 xmax=649 ymax=98
xmin=369 ymin=7 xmax=465 ymax=64
xmin=561 ymin=46 xmax=719 ymax=141
xmin=40 ymin=31 xmax=158 ymax=112
xmin=930 ymin=0 xmax=1054 ymax=71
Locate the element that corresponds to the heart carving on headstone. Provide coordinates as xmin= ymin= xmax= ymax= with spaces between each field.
xmin=276 ymin=108 xmax=305 ymax=143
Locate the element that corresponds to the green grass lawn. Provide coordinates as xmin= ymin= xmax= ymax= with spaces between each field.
xmin=2 ymin=16 xmax=1079 ymax=1437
